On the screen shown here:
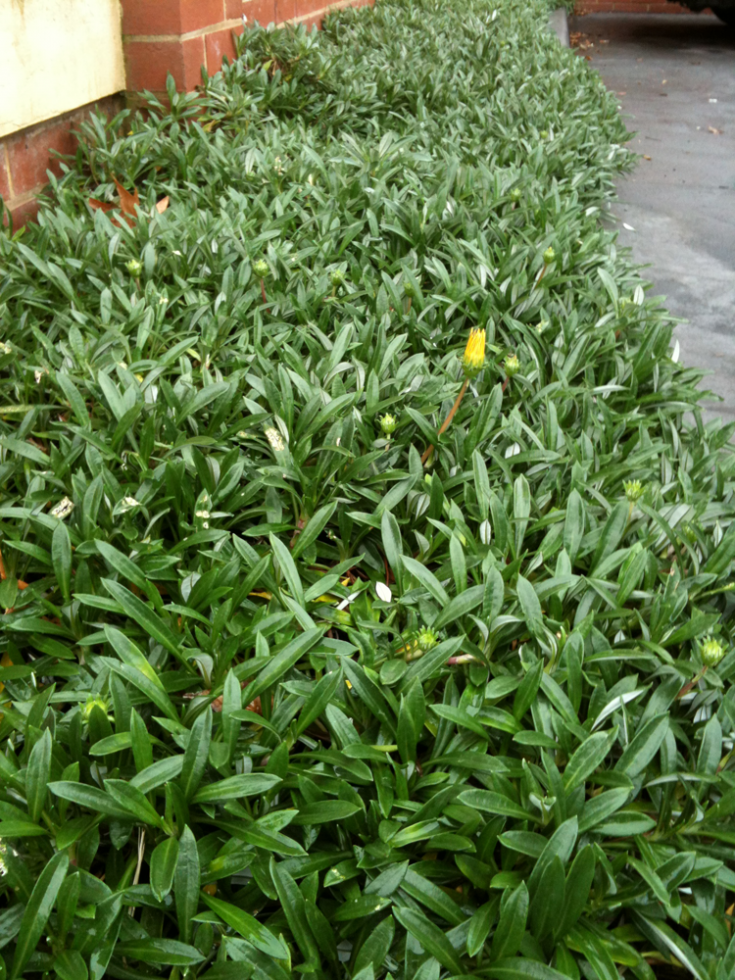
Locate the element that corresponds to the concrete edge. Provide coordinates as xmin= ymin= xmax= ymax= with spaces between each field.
xmin=549 ymin=7 xmax=570 ymax=47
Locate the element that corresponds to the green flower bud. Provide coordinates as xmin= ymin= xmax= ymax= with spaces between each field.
xmin=701 ymin=638 xmax=725 ymax=668
xmin=510 ymin=187 xmax=522 ymax=202
xmin=417 ymin=628 xmax=439 ymax=651
xmin=82 ymin=695 xmax=109 ymax=723
xmin=380 ymin=413 xmax=397 ymax=436
xmin=126 ymin=258 xmax=143 ymax=276
xmin=330 ymin=268 xmax=345 ymax=287
xmin=540 ymin=130 xmax=549 ymax=139
xmin=403 ymin=280 xmax=416 ymax=298
xmin=505 ymin=353 xmax=520 ymax=377
xmin=253 ymin=259 xmax=269 ymax=278
xmin=624 ymin=479 xmax=644 ymax=502
xmin=543 ymin=246 xmax=555 ymax=266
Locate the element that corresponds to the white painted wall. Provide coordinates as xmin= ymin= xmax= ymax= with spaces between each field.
xmin=0 ymin=0 xmax=125 ymax=138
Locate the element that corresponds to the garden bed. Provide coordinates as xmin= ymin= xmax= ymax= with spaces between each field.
xmin=0 ymin=0 xmax=734 ymax=977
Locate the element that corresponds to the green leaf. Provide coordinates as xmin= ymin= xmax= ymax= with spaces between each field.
xmin=54 ymin=949 xmax=88 ymax=980
xmin=556 ymin=845 xmax=595 ymax=938
xmin=102 ymin=579 xmax=189 ymax=667
xmin=616 ymin=715 xmax=669 ymax=777
xmin=48 ymin=782 xmax=132 ymax=819
xmin=51 ymin=521 xmax=72 ymax=603
xmin=10 ymin=849 xmax=68 ymax=980
xmin=105 ymin=779 xmax=163 ymax=826
xmin=175 ymin=826 xmax=200 ymax=944
xmin=192 ymin=774 xmax=281 ymax=804
xmin=563 ymin=728 xmax=617 ymax=792
xmin=457 ymin=789 xmax=535 ymax=822
xmin=150 ymin=836 xmax=179 ymax=901
xmin=179 ymin=707 xmax=212 ymax=801
xmin=354 ymin=916 xmax=395 ymax=975
xmin=516 ymin=575 xmax=543 ymax=639
xmin=402 ymin=555 xmax=449 ymax=605
xmin=270 ymin=533 xmax=305 ymax=607
xmin=245 ymin=628 xmax=325 ymax=705
xmin=202 ymin=892 xmax=288 ymax=960
xmin=292 ymin=502 xmax=337 ymax=559
xmin=270 ymin=857 xmax=320 ymax=965
xmin=487 ymin=958 xmax=570 ymax=980
xmin=26 ymin=728 xmax=52 ymax=823
xmin=115 ymin=939 xmax=205 ymax=967
xmin=432 ymin=584 xmax=484 ymax=630
xmin=291 ymin=800 xmax=361 ymax=825
xmin=393 ymin=907 xmax=464 ymax=975
xmin=490 ymin=883 xmax=528 ymax=960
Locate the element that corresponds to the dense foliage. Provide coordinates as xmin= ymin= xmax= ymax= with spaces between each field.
xmin=0 ymin=0 xmax=734 ymax=977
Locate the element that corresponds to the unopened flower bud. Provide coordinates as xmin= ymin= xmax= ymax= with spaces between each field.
xmin=505 ymin=354 xmax=520 ymax=377
xmin=462 ymin=328 xmax=486 ymax=378
xmin=126 ymin=259 xmax=142 ymax=276
xmin=543 ymin=247 xmax=555 ymax=266
xmin=417 ymin=628 xmax=439 ymax=651
xmin=701 ymin=638 xmax=725 ymax=668
xmin=330 ymin=269 xmax=344 ymax=287
xmin=624 ymin=479 xmax=644 ymax=502
xmin=510 ymin=188 xmax=522 ymax=202
xmin=380 ymin=414 xmax=397 ymax=436
xmin=253 ymin=259 xmax=269 ymax=278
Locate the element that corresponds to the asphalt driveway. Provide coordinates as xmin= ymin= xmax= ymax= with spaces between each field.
xmin=569 ymin=13 xmax=735 ymax=420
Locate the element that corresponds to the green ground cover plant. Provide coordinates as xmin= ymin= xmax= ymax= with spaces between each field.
xmin=0 ymin=0 xmax=734 ymax=977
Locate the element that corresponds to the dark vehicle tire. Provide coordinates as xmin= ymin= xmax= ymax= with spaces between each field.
xmin=711 ymin=6 xmax=735 ymax=24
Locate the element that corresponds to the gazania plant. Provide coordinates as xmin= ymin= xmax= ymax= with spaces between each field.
xmin=0 ymin=0 xmax=734 ymax=978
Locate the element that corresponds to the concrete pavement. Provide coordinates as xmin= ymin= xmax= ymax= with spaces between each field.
xmin=569 ymin=13 xmax=735 ymax=420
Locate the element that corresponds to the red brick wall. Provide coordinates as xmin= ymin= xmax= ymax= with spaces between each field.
xmin=0 ymin=96 xmax=124 ymax=228
xmin=576 ymin=0 xmax=713 ymax=12
xmin=122 ymin=0 xmax=371 ymax=96
xmin=1 ymin=0 xmax=371 ymax=227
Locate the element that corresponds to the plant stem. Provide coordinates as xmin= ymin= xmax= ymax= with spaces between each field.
xmin=421 ymin=377 xmax=469 ymax=465
xmin=260 ymin=278 xmax=268 ymax=304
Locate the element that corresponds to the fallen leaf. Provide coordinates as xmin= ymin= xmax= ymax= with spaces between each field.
xmin=113 ymin=178 xmax=140 ymax=217
xmin=643 ymin=155 xmax=652 ymax=161
xmin=623 ymin=223 xmax=635 ymax=231
xmin=156 ymin=196 xmax=170 ymax=214
xmin=708 ymin=126 xmax=722 ymax=135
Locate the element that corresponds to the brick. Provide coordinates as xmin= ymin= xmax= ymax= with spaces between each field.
xmin=205 ymin=27 xmax=240 ymax=73
xmin=183 ymin=36 xmax=208 ymax=89
xmin=226 ymin=0 xmax=244 ymax=16
xmin=276 ymin=0 xmax=297 ymax=20
xmin=121 ymin=0 xmax=182 ymax=35
xmin=242 ymin=0 xmax=277 ymax=26
xmin=0 ymin=147 xmax=11 ymax=202
xmin=294 ymin=0 xmax=330 ymax=15
xmin=125 ymin=39 xmax=186 ymax=91
xmin=6 ymin=118 xmax=78 ymax=198
xmin=181 ymin=0 xmax=226 ymax=32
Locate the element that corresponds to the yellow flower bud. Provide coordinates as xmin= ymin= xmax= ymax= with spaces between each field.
xmin=462 ymin=328 xmax=486 ymax=378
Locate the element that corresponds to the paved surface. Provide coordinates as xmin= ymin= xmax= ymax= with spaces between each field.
xmin=570 ymin=13 xmax=735 ymax=420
